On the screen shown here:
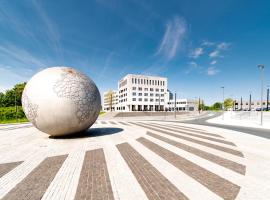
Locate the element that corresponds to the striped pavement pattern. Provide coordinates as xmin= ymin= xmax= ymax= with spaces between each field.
xmin=0 ymin=122 xmax=246 ymax=200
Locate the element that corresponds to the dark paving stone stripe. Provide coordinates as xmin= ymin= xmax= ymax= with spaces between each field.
xmin=101 ymin=121 xmax=107 ymax=124
xmin=3 ymin=155 xmax=67 ymax=200
xmin=138 ymin=137 xmax=241 ymax=200
xmin=74 ymin=148 xmax=114 ymax=200
xmin=117 ymin=143 xmax=188 ymax=200
xmin=151 ymin=123 xmax=223 ymax=138
xmin=132 ymin=123 xmax=244 ymax=157
xmin=0 ymin=161 xmax=23 ymax=178
xmin=118 ymin=122 xmax=130 ymax=126
xmin=148 ymin=123 xmax=235 ymax=146
xmin=109 ymin=121 xmax=117 ymax=125
xmin=147 ymin=132 xmax=246 ymax=175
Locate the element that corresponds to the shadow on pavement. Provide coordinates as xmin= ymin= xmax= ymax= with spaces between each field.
xmin=49 ymin=127 xmax=123 ymax=139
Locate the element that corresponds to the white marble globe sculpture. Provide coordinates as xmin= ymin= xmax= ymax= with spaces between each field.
xmin=22 ymin=67 xmax=101 ymax=136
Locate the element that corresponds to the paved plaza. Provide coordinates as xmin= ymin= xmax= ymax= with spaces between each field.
xmin=0 ymin=119 xmax=270 ymax=200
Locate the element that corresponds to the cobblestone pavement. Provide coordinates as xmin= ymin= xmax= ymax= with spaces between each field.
xmin=0 ymin=120 xmax=270 ymax=200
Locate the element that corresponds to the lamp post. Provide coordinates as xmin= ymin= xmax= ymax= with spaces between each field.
xmin=174 ymin=92 xmax=176 ymax=119
xmin=221 ymin=86 xmax=225 ymax=120
xmin=258 ymin=64 xmax=265 ymax=126
xmin=14 ymin=88 xmax=18 ymax=122
xmin=267 ymin=85 xmax=269 ymax=111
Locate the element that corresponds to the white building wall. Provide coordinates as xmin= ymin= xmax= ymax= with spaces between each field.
xmin=117 ymin=74 xmax=168 ymax=111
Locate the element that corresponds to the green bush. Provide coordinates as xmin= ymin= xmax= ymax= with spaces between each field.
xmin=0 ymin=106 xmax=27 ymax=121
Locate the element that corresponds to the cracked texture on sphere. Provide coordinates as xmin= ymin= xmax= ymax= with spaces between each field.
xmin=53 ymin=68 xmax=98 ymax=124
xmin=22 ymin=67 xmax=101 ymax=136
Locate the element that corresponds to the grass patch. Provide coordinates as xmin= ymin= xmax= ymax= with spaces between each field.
xmin=0 ymin=118 xmax=29 ymax=124
xmin=99 ymin=111 xmax=106 ymax=116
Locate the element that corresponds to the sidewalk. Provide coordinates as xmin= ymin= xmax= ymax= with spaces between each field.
xmin=207 ymin=111 xmax=270 ymax=129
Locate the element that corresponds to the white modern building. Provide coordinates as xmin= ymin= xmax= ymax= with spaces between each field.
xmin=103 ymin=90 xmax=118 ymax=111
xmin=116 ymin=74 xmax=168 ymax=111
xmin=102 ymin=74 xmax=198 ymax=112
xmin=167 ymin=99 xmax=198 ymax=111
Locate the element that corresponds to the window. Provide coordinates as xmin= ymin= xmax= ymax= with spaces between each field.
xmin=144 ymin=79 xmax=146 ymax=84
xmin=144 ymin=88 xmax=148 ymax=91
xmin=147 ymin=80 xmax=149 ymax=85
xmin=132 ymin=92 xmax=136 ymax=96
xmin=161 ymin=99 xmax=164 ymax=102
xmin=144 ymin=93 xmax=148 ymax=96
xmin=132 ymin=98 xmax=136 ymax=101
xmin=139 ymin=98 xmax=142 ymax=101
xmin=132 ymin=87 xmax=136 ymax=90
xmin=161 ymin=89 xmax=164 ymax=92
xmin=156 ymin=94 xmax=159 ymax=97
xmin=156 ymin=88 xmax=159 ymax=92
xmin=139 ymin=93 xmax=142 ymax=96
xmin=138 ymin=79 xmax=140 ymax=84
xmin=150 ymin=99 xmax=154 ymax=102
xmin=150 ymin=88 xmax=154 ymax=91
xmin=144 ymin=98 xmax=148 ymax=101
xmin=138 ymin=87 xmax=142 ymax=91
xmin=161 ymin=94 xmax=164 ymax=97
xmin=150 ymin=93 xmax=154 ymax=97
xmin=158 ymin=80 xmax=159 ymax=86
xmin=155 ymin=80 xmax=157 ymax=85
xmin=135 ymin=78 xmax=137 ymax=84
xmin=156 ymin=99 xmax=159 ymax=102
xmin=132 ymin=78 xmax=134 ymax=84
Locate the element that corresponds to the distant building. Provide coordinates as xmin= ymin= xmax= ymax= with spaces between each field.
xmin=103 ymin=90 xmax=118 ymax=111
xmin=117 ymin=74 xmax=168 ymax=111
xmin=167 ymin=99 xmax=198 ymax=111
xmin=103 ymin=74 xmax=197 ymax=112
xmin=234 ymin=100 xmax=269 ymax=110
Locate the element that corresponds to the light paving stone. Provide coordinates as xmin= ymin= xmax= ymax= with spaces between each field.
xmin=129 ymin=140 xmax=222 ymax=200
xmin=143 ymin=134 xmax=245 ymax=186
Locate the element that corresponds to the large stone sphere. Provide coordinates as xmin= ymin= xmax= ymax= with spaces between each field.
xmin=22 ymin=67 xmax=101 ymax=136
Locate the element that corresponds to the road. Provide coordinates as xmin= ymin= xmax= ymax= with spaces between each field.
xmin=181 ymin=112 xmax=270 ymax=139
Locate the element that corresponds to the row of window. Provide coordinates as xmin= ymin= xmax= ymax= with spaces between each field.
xmin=168 ymin=102 xmax=187 ymax=105
xmin=132 ymin=98 xmax=164 ymax=102
xmin=132 ymin=93 xmax=164 ymax=97
xmin=132 ymin=87 xmax=164 ymax=92
xmin=132 ymin=78 xmax=165 ymax=86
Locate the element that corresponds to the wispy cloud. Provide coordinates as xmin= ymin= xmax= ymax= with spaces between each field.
xmin=156 ymin=16 xmax=187 ymax=60
xmin=189 ymin=47 xmax=203 ymax=59
xmin=210 ymin=60 xmax=217 ymax=65
xmin=201 ymin=40 xmax=215 ymax=46
xmin=185 ymin=61 xmax=203 ymax=74
xmin=217 ymin=42 xmax=231 ymax=50
xmin=209 ymin=42 xmax=231 ymax=58
xmin=209 ymin=50 xmax=220 ymax=58
xmin=0 ymin=65 xmax=29 ymax=92
xmin=0 ymin=45 xmax=46 ymax=67
xmin=206 ymin=66 xmax=219 ymax=75
xmin=98 ymin=52 xmax=115 ymax=79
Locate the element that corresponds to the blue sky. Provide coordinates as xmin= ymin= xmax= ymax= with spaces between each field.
xmin=0 ymin=0 xmax=270 ymax=104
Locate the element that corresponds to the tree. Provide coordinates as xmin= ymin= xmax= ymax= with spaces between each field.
xmin=224 ymin=98 xmax=234 ymax=110
xmin=1 ymin=82 xmax=26 ymax=107
xmin=212 ymin=102 xmax=222 ymax=110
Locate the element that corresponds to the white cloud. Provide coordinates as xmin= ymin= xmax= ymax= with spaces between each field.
xmin=185 ymin=61 xmax=200 ymax=74
xmin=190 ymin=47 xmax=203 ymax=59
xmin=0 ymin=44 xmax=46 ymax=67
xmin=210 ymin=60 xmax=217 ymax=65
xmin=201 ymin=40 xmax=215 ymax=46
xmin=217 ymin=42 xmax=230 ymax=50
xmin=156 ymin=16 xmax=187 ymax=59
xmin=207 ymin=66 xmax=219 ymax=75
xmin=209 ymin=50 xmax=219 ymax=58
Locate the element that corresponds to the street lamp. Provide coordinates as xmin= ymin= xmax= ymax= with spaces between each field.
xmin=258 ymin=64 xmax=265 ymax=126
xmin=221 ymin=86 xmax=225 ymax=120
